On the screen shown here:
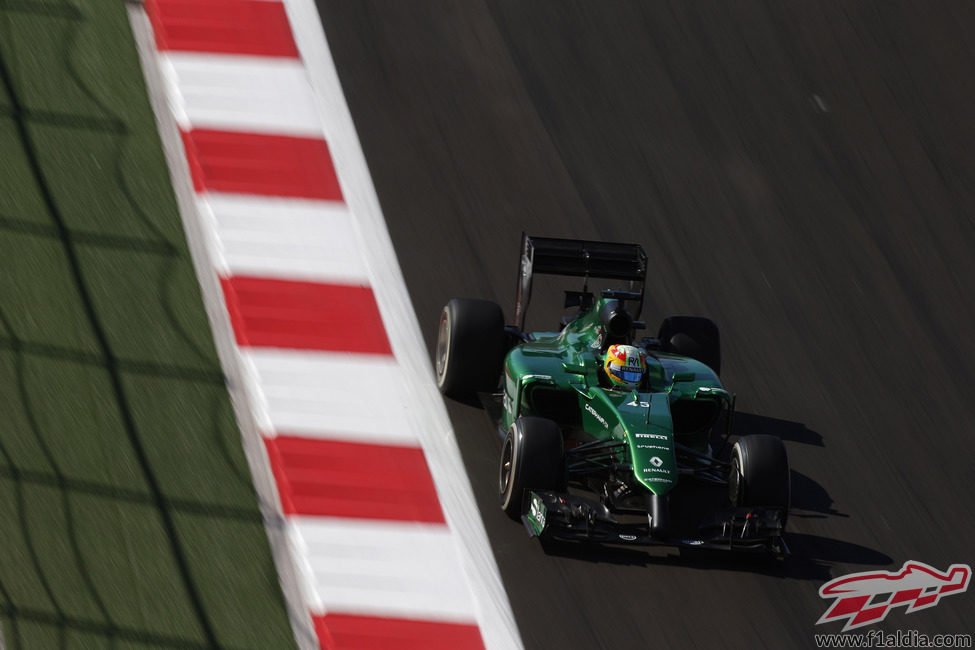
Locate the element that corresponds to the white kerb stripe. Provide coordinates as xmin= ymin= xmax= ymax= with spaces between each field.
xmin=205 ymin=193 xmax=370 ymax=284
xmin=289 ymin=517 xmax=479 ymax=623
xmin=160 ymin=53 xmax=322 ymax=137
xmin=244 ymin=348 xmax=418 ymax=445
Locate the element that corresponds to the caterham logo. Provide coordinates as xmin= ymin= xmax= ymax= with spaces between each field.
xmin=584 ymin=403 xmax=608 ymax=428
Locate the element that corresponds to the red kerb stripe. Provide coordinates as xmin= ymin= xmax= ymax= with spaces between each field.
xmin=181 ymin=129 xmax=343 ymax=201
xmin=314 ymin=613 xmax=484 ymax=650
xmin=221 ymin=276 xmax=391 ymax=355
xmin=146 ymin=0 xmax=299 ymax=57
xmin=265 ymin=436 xmax=445 ymax=524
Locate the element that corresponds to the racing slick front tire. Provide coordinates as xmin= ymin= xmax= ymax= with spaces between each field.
xmin=729 ymin=434 xmax=790 ymax=524
xmin=658 ymin=316 xmax=721 ymax=375
xmin=435 ymin=298 xmax=505 ymax=398
xmin=499 ymin=417 xmax=564 ymax=519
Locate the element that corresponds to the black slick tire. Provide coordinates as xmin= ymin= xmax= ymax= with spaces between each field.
xmin=435 ymin=298 xmax=505 ymax=398
xmin=499 ymin=417 xmax=564 ymax=519
xmin=729 ymin=434 xmax=790 ymax=524
xmin=658 ymin=316 xmax=721 ymax=375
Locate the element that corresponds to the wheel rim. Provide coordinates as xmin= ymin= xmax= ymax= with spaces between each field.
xmin=435 ymin=311 xmax=449 ymax=381
xmin=499 ymin=435 xmax=514 ymax=497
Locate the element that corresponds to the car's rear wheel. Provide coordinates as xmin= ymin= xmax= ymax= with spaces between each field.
xmin=435 ymin=298 xmax=505 ymax=398
xmin=658 ymin=316 xmax=721 ymax=375
xmin=729 ymin=434 xmax=790 ymax=525
xmin=499 ymin=417 xmax=564 ymax=519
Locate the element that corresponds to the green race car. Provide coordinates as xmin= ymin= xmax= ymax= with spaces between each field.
xmin=435 ymin=235 xmax=790 ymax=554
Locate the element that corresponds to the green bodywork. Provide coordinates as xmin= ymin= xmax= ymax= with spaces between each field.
xmin=501 ymin=298 xmax=732 ymax=496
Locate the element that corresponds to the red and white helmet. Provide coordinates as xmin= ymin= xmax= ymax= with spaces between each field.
xmin=603 ymin=344 xmax=646 ymax=389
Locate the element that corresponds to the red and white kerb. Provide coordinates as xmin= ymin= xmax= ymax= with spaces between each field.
xmin=141 ymin=1 xmax=517 ymax=648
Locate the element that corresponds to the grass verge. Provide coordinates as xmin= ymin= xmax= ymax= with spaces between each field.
xmin=0 ymin=1 xmax=297 ymax=647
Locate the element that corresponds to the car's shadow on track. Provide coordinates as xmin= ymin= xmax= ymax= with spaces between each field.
xmin=534 ymin=510 xmax=892 ymax=581
xmin=733 ymin=413 xmax=846 ymax=516
xmin=733 ymin=411 xmax=824 ymax=447
xmin=532 ymin=412 xmax=890 ymax=581
xmin=537 ymin=535 xmax=890 ymax=582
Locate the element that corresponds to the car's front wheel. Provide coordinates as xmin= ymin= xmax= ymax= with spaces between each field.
xmin=729 ymin=434 xmax=790 ymax=525
xmin=499 ymin=417 xmax=564 ymax=519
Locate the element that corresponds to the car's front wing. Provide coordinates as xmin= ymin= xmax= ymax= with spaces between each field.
xmin=522 ymin=490 xmax=789 ymax=555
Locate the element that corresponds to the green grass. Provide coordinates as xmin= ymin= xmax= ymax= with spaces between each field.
xmin=0 ymin=1 xmax=298 ymax=647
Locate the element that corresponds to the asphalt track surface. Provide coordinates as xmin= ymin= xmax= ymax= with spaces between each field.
xmin=316 ymin=3 xmax=975 ymax=647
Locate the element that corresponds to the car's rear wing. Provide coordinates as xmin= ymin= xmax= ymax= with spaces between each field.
xmin=514 ymin=234 xmax=648 ymax=328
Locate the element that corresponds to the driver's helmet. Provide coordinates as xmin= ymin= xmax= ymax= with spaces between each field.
xmin=603 ymin=344 xmax=646 ymax=389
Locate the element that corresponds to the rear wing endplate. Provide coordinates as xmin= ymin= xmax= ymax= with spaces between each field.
xmin=514 ymin=234 xmax=648 ymax=328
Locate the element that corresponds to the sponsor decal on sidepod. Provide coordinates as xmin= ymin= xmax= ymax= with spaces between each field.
xmin=585 ymin=403 xmax=608 ymax=428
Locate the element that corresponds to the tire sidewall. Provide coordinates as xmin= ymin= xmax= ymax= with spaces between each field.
xmin=499 ymin=422 xmax=524 ymax=515
xmin=730 ymin=443 xmax=745 ymax=505
xmin=435 ymin=306 xmax=451 ymax=390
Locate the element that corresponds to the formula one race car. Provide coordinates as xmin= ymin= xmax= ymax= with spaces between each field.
xmin=435 ymin=235 xmax=790 ymax=555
